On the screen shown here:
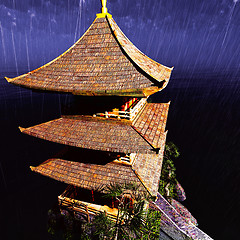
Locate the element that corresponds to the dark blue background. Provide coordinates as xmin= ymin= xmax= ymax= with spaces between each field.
xmin=0 ymin=1 xmax=240 ymax=239
xmin=1 ymin=0 xmax=240 ymax=75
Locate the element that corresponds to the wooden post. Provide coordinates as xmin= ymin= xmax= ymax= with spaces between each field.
xmin=86 ymin=205 xmax=90 ymax=223
xmin=105 ymin=111 xmax=109 ymax=118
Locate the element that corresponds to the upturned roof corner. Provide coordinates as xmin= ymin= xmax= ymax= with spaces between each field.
xmin=6 ymin=5 xmax=172 ymax=97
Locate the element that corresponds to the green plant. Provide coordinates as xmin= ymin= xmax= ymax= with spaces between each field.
xmin=91 ymin=182 xmax=149 ymax=240
xmin=141 ymin=209 xmax=161 ymax=240
xmin=159 ymin=142 xmax=179 ymax=201
xmin=91 ymin=212 xmax=115 ymax=239
xmin=47 ymin=207 xmax=91 ymax=240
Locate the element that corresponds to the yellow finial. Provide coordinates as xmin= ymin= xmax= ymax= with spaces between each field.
xmin=101 ymin=0 xmax=107 ymax=13
xmin=97 ymin=0 xmax=112 ymax=18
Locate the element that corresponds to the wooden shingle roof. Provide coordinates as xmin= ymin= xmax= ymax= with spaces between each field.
xmin=20 ymin=103 xmax=169 ymax=153
xmin=31 ymin=160 xmax=144 ymax=192
xmin=131 ymin=132 xmax=166 ymax=196
xmin=131 ymin=145 xmax=165 ymax=196
xmin=30 ymin=132 xmax=166 ymax=197
xmin=132 ymin=102 xmax=169 ymax=148
xmin=6 ymin=17 xmax=172 ymax=97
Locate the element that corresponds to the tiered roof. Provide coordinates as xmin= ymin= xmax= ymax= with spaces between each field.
xmin=19 ymin=103 xmax=169 ymax=153
xmin=27 ymin=102 xmax=169 ymax=196
xmin=31 ymin=160 xmax=146 ymax=193
xmin=8 ymin=2 xmax=172 ymax=198
xmin=30 ymin=132 xmax=166 ymax=196
xmin=6 ymin=16 xmax=172 ymax=97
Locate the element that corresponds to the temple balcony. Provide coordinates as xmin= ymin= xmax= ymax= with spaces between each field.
xmin=93 ymin=97 xmax=147 ymax=121
xmin=58 ymin=185 xmax=119 ymax=222
xmin=58 ymin=185 xmax=148 ymax=223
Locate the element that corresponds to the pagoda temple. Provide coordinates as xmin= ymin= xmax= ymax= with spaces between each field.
xmin=6 ymin=1 xmax=212 ymax=239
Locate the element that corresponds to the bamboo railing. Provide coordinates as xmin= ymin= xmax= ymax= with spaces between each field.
xmin=58 ymin=195 xmax=118 ymax=222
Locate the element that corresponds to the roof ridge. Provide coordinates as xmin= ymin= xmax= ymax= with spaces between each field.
xmin=107 ymin=16 xmax=173 ymax=84
xmin=131 ymin=132 xmax=167 ymax=196
xmin=131 ymin=166 xmax=152 ymax=196
xmin=131 ymin=124 xmax=158 ymax=152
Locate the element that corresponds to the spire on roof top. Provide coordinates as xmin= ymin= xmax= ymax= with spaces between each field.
xmin=97 ymin=0 xmax=112 ymax=18
xmin=101 ymin=0 xmax=107 ymax=13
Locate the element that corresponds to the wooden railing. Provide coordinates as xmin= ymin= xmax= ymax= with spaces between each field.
xmin=94 ymin=110 xmax=130 ymax=119
xmin=119 ymin=155 xmax=130 ymax=162
xmin=93 ymin=98 xmax=147 ymax=121
xmin=58 ymin=195 xmax=118 ymax=222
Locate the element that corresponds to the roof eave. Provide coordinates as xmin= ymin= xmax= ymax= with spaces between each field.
xmin=6 ymin=78 xmax=164 ymax=97
xmin=73 ymin=86 xmax=161 ymax=97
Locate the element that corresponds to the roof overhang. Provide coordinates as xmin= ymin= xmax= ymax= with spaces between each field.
xmin=6 ymin=16 xmax=173 ymax=97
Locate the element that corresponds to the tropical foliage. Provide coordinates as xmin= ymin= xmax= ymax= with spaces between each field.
xmin=48 ymin=140 xmax=183 ymax=240
xmin=91 ymin=182 xmax=149 ymax=239
xmin=141 ymin=209 xmax=161 ymax=240
xmin=47 ymin=206 xmax=91 ymax=240
xmin=159 ymin=142 xmax=180 ymax=201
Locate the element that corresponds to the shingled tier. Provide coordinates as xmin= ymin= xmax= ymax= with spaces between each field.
xmin=19 ymin=103 xmax=169 ymax=153
xmin=30 ymin=136 xmax=166 ymax=197
xmin=6 ymin=17 xmax=172 ymax=97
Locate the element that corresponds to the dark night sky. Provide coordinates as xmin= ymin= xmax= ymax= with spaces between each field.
xmin=0 ymin=0 xmax=240 ymax=78
xmin=0 ymin=1 xmax=240 ymax=240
